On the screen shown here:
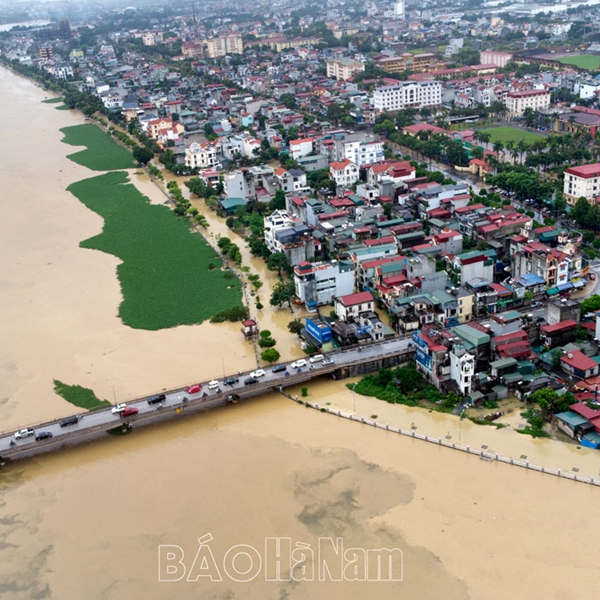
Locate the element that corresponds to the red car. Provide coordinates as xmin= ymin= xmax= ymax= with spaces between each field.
xmin=121 ymin=407 xmax=139 ymax=417
xmin=187 ymin=384 xmax=202 ymax=394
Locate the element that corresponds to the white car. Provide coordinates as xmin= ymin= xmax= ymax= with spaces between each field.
xmin=14 ymin=428 xmax=35 ymax=439
xmin=208 ymin=380 xmax=220 ymax=390
xmin=290 ymin=359 xmax=307 ymax=369
xmin=250 ymin=369 xmax=266 ymax=378
xmin=111 ymin=404 xmax=127 ymax=414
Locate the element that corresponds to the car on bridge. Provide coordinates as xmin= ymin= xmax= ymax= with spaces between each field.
xmin=148 ymin=394 xmax=167 ymax=405
xmin=35 ymin=431 xmax=53 ymax=441
xmin=60 ymin=416 xmax=80 ymax=427
xmin=186 ymin=384 xmax=202 ymax=394
xmin=111 ymin=404 xmax=127 ymax=414
xmin=224 ymin=376 xmax=239 ymax=385
xmin=208 ymin=380 xmax=220 ymax=390
xmin=14 ymin=428 xmax=35 ymax=439
xmin=244 ymin=377 xmax=259 ymax=385
xmin=322 ymin=357 xmax=334 ymax=366
xmin=290 ymin=359 xmax=307 ymax=369
xmin=250 ymin=369 xmax=265 ymax=378
xmin=122 ymin=407 xmax=139 ymax=417
xmin=272 ymin=364 xmax=287 ymax=373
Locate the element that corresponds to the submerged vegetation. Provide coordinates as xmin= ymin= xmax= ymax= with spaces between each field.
xmin=68 ymin=171 xmax=243 ymax=330
xmin=61 ymin=123 xmax=136 ymax=171
xmin=53 ymin=380 xmax=110 ymax=410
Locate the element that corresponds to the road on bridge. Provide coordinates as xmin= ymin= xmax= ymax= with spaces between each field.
xmin=1 ymin=336 xmax=414 ymax=459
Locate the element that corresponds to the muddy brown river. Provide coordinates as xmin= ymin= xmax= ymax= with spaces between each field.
xmin=1 ymin=66 xmax=599 ymax=600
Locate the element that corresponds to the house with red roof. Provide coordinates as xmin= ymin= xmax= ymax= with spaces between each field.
xmin=334 ymin=291 xmax=375 ymax=322
xmin=329 ymin=158 xmax=359 ymax=188
xmin=564 ymin=162 xmax=600 ymax=205
xmin=561 ymin=349 xmax=600 ymax=380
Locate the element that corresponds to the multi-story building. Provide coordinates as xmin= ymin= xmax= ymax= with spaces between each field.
xmin=479 ymin=50 xmax=513 ymax=67
xmin=374 ymin=53 xmax=438 ymax=74
xmin=454 ymin=251 xmax=494 ymax=286
xmin=294 ymin=260 xmax=355 ymax=311
xmin=373 ymin=80 xmax=442 ymax=113
xmin=329 ymin=158 xmax=359 ymax=188
xmin=326 ymin=58 xmax=365 ymax=81
xmin=450 ymin=346 xmax=475 ymax=395
xmin=289 ymin=137 xmax=314 ymax=160
xmin=512 ymin=242 xmax=570 ymax=289
xmin=503 ymin=89 xmax=551 ymax=117
xmin=564 ymin=163 xmax=600 ymax=205
xmin=184 ymin=142 xmax=218 ymax=170
xmin=205 ymin=34 xmax=243 ymax=58
xmin=334 ymin=291 xmax=375 ymax=322
xmin=264 ymin=210 xmax=314 ymax=266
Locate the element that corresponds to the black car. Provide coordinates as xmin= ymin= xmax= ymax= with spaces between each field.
xmin=147 ymin=394 xmax=166 ymax=405
xmin=271 ymin=364 xmax=287 ymax=373
xmin=60 ymin=416 xmax=79 ymax=427
xmin=35 ymin=431 xmax=53 ymax=441
xmin=224 ymin=376 xmax=239 ymax=385
xmin=244 ymin=377 xmax=258 ymax=385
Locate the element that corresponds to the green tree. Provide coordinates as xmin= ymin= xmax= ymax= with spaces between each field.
xmin=270 ymin=280 xmax=296 ymax=308
xmin=270 ymin=189 xmax=286 ymax=211
xmin=581 ymin=294 xmax=600 ymax=316
xmin=571 ymin=197 xmax=591 ymax=225
xmin=261 ymin=348 xmax=281 ymax=363
xmin=133 ymin=145 xmax=154 ymax=165
xmin=267 ymin=252 xmax=290 ymax=275
xmin=288 ymin=319 xmax=303 ymax=334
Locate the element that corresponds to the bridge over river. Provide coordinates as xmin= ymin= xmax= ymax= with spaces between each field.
xmin=0 ymin=337 xmax=414 ymax=464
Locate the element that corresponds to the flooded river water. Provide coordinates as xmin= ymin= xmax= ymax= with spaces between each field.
xmin=1 ymin=66 xmax=599 ymax=599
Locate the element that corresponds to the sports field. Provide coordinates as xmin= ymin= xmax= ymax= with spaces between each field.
xmin=556 ymin=54 xmax=600 ymax=70
xmin=480 ymin=127 xmax=543 ymax=145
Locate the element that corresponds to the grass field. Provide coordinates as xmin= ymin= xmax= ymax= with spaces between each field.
xmin=61 ymin=124 xmax=136 ymax=171
xmin=556 ymin=54 xmax=600 ymax=70
xmin=67 ymin=171 xmax=243 ymax=330
xmin=480 ymin=126 xmax=543 ymax=144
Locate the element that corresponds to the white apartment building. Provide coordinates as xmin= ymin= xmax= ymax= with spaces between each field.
xmin=184 ymin=142 xmax=218 ymax=170
xmin=372 ymin=80 xmax=442 ymax=112
xmin=204 ymin=34 xmax=243 ymax=58
xmin=503 ymin=89 xmax=551 ymax=116
xmin=294 ymin=260 xmax=355 ymax=309
xmin=450 ymin=346 xmax=475 ymax=395
xmin=326 ymin=58 xmax=366 ymax=81
xmin=289 ymin=137 xmax=314 ymax=160
xmin=329 ymin=158 xmax=359 ymax=188
xmin=343 ymin=139 xmax=384 ymax=167
xmin=564 ymin=163 xmax=600 ymax=205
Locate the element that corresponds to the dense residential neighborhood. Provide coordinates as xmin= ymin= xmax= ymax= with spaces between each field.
xmin=9 ymin=0 xmax=600 ymax=442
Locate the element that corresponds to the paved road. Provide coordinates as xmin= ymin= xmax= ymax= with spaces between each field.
xmin=1 ymin=336 xmax=414 ymax=457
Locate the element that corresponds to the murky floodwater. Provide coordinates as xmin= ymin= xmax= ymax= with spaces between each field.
xmin=1 ymin=66 xmax=600 ymax=599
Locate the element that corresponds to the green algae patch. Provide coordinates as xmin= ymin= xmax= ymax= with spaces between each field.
xmin=60 ymin=123 xmax=136 ymax=171
xmin=53 ymin=380 xmax=111 ymax=411
xmin=68 ymin=171 xmax=243 ymax=330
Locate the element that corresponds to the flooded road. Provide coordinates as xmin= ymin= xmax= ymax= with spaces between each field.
xmin=1 ymin=66 xmax=600 ymax=599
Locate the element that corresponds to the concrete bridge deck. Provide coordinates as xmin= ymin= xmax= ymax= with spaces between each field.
xmin=0 ymin=337 xmax=415 ymax=463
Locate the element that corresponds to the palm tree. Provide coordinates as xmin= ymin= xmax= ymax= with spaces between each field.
xmin=478 ymin=131 xmax=491 ymax=151
xmin=493 ymin=140 xmax=505 ymax=161
xmin=517 ymin=139 xmax=528 ymax=165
